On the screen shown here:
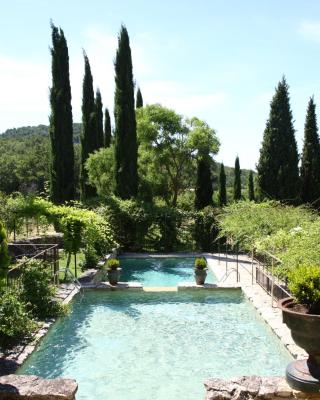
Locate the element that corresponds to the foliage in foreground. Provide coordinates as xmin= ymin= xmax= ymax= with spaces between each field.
xmin=20 ymin=260 xmax=68 ymax=319
xmin=288 ymin=265 xmax=320 ymax=313
xmin=0 ymin=289 xmax=36 ymax=347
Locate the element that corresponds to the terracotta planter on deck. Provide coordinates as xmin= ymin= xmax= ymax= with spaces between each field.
xmin=107 ymin=268 xmax=122 ymax=286
xmin=279 ymin=297 xmax=320 ymax=393
xmin=194 ymin=269 xmax=207 ymax=285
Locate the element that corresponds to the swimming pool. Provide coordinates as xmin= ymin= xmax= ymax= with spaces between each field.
xmin=119 ymin=256 xmax=216 ymax=286
xmin=18 ymin=290 xmax=292 ymax=400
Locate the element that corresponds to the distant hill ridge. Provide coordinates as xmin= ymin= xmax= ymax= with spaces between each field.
xmin=0 ymin=123 xmax=82 ymax=143
xmin=0 ymin=124 xmax=256 ymax=188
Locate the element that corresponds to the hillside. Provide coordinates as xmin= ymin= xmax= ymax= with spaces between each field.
xmin=1 ymin=123 xmax=82 ymax=143
xmin=0 ymin=124 xmax=256 ymax=195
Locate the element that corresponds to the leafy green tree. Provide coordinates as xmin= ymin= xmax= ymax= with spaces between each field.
xmin=104 ymin=108 xmax=112 ymax=147
xmin=137 ymin=106 xmax=219 ymax=206
xmin=248 ymin=170 xmax=255 ymax=201
xmin=300 ymin=97 xmax=320 ymax=205
xmin=114 ymin=25 xmax=138 ymax=199
xmin=49 ymin=23 xmax=75 ymax=204
xmin=257 ymin=77 xmax=299 ymax=202
xmin=218 ymin=163 xmax=227 ymax=206
xmin=80 ymin=53 xmax=96 ymax=199
xmin=234 ymin=156 xmax=241 ymax=201
xmin=86 ymin=146 xmax=115 ymax=197
xmin=136 ymin=87 xmax=143 ymax=108
xmin=94 ymin=89 xmax=104 ymax=149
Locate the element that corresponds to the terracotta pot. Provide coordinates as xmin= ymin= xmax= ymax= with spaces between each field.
xmin=107 ymin=268 xmax=122 ymax=285
xmin=194 ymin=268 xmax=207 ymax=285
xmin=279 ymin=297 xmax=320 ymax=392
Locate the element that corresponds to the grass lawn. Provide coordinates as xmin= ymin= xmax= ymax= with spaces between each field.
xmin=58 ymin=251 xmax=85 ymax=281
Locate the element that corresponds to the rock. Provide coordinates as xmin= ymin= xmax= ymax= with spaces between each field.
xmin=204 ymin=376 xmax=320 ymax=400
xmin=0 ymin=374 xmax=78 ymax=399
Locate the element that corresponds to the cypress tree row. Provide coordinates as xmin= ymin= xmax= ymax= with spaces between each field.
xmin=136 ymin=87 xmax=143 ymax=108
xmin=233 ymin=156 xmax=241 ymax=201
xmin=248 ymin=170 xmax=255 ymax=201
xmin=49 ymin=23 xmax=75 ymax=204
xmin=218 ymin=163 xmax=227 ymax=207
xmin=300 ymin=97 xmax=320 ymax=205
xmin=257 ymin=77 xmax=299 ymax=202
xmin=194 ymin=156 xmax=213 ymax=209
xmin=104 ymin=108 xmax=112 ymax=147
xmin=80 ymin=53 xmax=96 ymax=199
xmin=94 ymin=89 xmax=104 ymax=149
xmin=114 ymin=25 xmax=138 ymax=199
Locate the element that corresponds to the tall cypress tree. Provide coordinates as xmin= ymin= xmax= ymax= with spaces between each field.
xmin=136 ymin=87 xmax=143 ymax=108
xmin=49 ymin=23 xmax=75 ymax=203
xmin=104 ymin=108 xmax=112 ymax=147
xmin=80 ymin=53 xmax=96 ymax=199
xmin=234 ymin=156 xmax=241 ymax=201
xmin=114 ymin=25 xmax=138 ymax=199
xmin=300 ymin=97 xmax=320 ymax=205
xmin=248 ymin=170 xmax=255 ymax=201
xmin=218 ymin=163 xmax=227 ymax=207
xmin=94 ymin=89 xmax=104 ymax=149
xmin=257 ymin=77 xmax=299 ymax=202
xmin=195 ymin=156 xmax=213 ymax=209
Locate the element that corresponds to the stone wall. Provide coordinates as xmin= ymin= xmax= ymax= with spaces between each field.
xmin=205 ymin=376 xmax=320 ymax=400
xmin=0 ymin=374 xmax=77 ymax=399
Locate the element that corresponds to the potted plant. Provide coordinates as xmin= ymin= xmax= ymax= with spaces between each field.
xmin=194 ymin=258 xmax=207 ymax=285
xmin=106 ymin=258 xmax=122 ymax=285
xmin=279 ymin=264 xmax=320 ymax=393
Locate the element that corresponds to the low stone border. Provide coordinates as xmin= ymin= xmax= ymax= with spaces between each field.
xmin=178 ymin=282 xmax=241 ymax=290
xmin=0 ymin=374 xmax=77 ymax=399
xmin=82 ymin=281 xmax=143 ymax=290
xmin=204 ymin=376 xmax=320 ymax=400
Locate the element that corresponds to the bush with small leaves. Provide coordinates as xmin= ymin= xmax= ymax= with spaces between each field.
xmin=194 ymin=258 xmax=207 ymax=270
xmin=0 ymin=288 xmax=36 ymax=347
xmin=20 ymin=259 xmax=67 ymax=319
xmin=288 ymin=265 xmax=320 ymax=314
xmin=106 ymin=258 xmax=120 ymax=271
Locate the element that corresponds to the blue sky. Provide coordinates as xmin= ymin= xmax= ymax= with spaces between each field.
xmin=1 ymin=0 xmax=320 ymax=169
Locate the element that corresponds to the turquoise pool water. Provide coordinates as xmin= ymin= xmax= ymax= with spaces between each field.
xmin=19 ymin=290 xmax=292 ymax=400
xmin=119 ymin=257 xmax=216 ymax=286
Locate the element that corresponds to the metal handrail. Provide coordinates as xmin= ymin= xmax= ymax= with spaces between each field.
xmin=219 ymin=268 xmax=240 ymax=283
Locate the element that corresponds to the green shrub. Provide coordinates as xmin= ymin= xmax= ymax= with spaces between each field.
xmin=288 ymin=265 xmax=320 ymax=313
xmin=193 ymin=207 xmax=218 ymax=251
xmin=82 ymin=245 xmax=99 ymax=268
xmin=0 ymin=220 xmax=10 ymax=277
xmin=106 ymin=258 xmax=120 ymax=271
xmin=20 ymin=260 xmax=67 ymax=319
xmin=0 ymin=288 xmax=36 ymax=347
xmin=194 ymin=258 xmax=207 ymax=270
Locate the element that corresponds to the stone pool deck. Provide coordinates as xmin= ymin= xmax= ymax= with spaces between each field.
xmin=206 ymin=254 xmax=306 ymax=360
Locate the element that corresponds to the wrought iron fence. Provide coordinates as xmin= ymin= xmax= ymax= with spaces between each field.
xmin=7 ymin=243 xmax=59 ymax=287
xmin=252 ymin=249 xmax=291 ymax=301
